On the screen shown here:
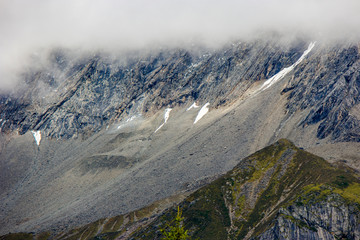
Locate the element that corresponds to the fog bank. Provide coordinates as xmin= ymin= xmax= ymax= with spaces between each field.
xmin=1 ymin=0 xmax=360 ymax=90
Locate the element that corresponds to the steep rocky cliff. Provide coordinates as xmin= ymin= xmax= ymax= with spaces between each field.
xmin=283 ymin=43 xmax=360 ymax=142
xmin=1 ymin=40 xmax=360 ymax=142
xmin=0 ymin=39 xmax=308 ymax=139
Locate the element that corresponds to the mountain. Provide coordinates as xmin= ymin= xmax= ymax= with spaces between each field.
xmin=3 ymin=139 xmax=359 ymax=239
xmin=130 ymin=139 xmax=360 ymax=240
xmin=1 ymin=36 xmax=360 ymax=237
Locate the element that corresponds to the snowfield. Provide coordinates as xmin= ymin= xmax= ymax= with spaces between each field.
xmin=31 ymin=130 xmax=41 ymax=146
xmin=155 ymin=108 xmax=172 ymax=133
xmin=194 ymin=103 xmax=210 ymax=124
xmin=259 ymin=42 xmax=316 ymax=91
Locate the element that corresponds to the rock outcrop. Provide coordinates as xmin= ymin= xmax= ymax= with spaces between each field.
xmin=283 ymin=43 xmax=360 ymax=142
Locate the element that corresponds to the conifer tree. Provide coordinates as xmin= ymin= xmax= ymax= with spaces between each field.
xmin=160 ymin=206 xmax=190 ymax=240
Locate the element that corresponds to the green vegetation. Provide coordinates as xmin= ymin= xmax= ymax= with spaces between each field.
xmin=128 ymin=139 xmax=360 ymax=239
xmin=36 ymin=232 xmax=51 ymax=240
xmin=0 ymin=233 xmax=33 ymax=240
xmin=102 ymin=215 xmax=124 ymax=233
xmin=160 ymin=206 xmax=190 ymax=240
xmin=334 ymin=183 xmax=360 ymax=205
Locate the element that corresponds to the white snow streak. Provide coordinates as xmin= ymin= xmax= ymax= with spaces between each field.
xmin=31 ymin=130 xmax=41 ymax=146
xmin=126 ymin=115 xmax=137 ymax=123
xmin=164 ymin=108 xmax=172 ymax=123
xmin=186 ymin=102 xmax=200 ymax=111
xmin=259 ymin=42 xmax=316 ymax=91
xmin=116 ymin=115 xmax=140 ymax=130
xmin=0 ymin=119 xmax=6 ymax=131
xmin=117 ymin=115 xmax=138 ymax=129
xmin=154 ymin=108 xmax=172 ymax=133
xmin=194 ymin=103 xmax=210 ymax=124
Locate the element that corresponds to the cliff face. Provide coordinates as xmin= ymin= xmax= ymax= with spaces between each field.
xmin=1 ymin=40 xmax=360 ymax=142
xmin=0 ymin=39 xmax=307 ymax=139
xmin=260 ymin=194 xmax=360 ymax=240
xmin=283 ymin=43 xmax=360 ymax=142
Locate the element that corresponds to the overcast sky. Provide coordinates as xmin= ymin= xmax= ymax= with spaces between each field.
xmin=1 ymin=0 xmax=360 ymax=90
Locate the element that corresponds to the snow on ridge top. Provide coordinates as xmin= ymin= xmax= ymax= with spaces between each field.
xmin=194 ymin=103 xmax=210 ymax=124
xmin=259 ymin=41 xmax=316 ymax=91
xmin=31 ymin=130 xmax=41 ymax=146
xmin=154 ymin=108 xmax=172 ymax=133
xmin=186 ymin=102 xmax=200 ymax=111
xmin=294 ymin=41 xmax=316 ymax=66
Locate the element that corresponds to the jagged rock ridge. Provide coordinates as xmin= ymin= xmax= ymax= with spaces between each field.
xmin=0 ymin=39 xmax=308 ymax=139
xmin=1 ymin=39 xmax=359 ymax=142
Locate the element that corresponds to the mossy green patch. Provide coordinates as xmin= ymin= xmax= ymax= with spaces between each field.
xmin=297 ymin=184 xmax=333 ymax=205
xmin=334 ymin=183 xmax=360 ymax=205
xmin=102 ymin=215 xmax=124 ymax=233
xmin=35 ymin=232 xmax=50 ymax=240
xmin=234 ymin=195 xmax=246 ymax=218
xmin=0 ymin=233 xmax=33 ymax=240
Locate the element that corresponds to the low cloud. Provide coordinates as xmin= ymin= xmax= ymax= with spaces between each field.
xmin=1 ymin=0 xmax=360 ymax=90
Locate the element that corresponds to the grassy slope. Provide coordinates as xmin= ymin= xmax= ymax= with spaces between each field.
xmin=131 ymin=139 xmax=360 ymax=239
xmin=2 ymin=139 xmax=359 ymax=240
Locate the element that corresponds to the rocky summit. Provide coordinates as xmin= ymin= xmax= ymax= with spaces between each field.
xmin=1 ymin=36 xmax=360 ymax=239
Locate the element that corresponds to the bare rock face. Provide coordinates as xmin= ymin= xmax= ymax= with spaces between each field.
xmin=259 ymin=194 xmax=360 ymax=240
xmin=0 ymin=38 xmax=308 ymax=139
xmin=1 ymin=39 xmax=360 ymax=143
xmin=283 ymin=43 xmax=360 ymax=142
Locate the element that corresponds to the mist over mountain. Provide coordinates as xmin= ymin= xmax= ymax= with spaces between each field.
xmin=1 ymin=1 xmax=360 ymax=239
xmin=1 ymin=0 xmax=360 ymax=90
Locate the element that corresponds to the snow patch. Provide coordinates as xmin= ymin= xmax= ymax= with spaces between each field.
xmin=154 ymin=108 xmax=172 ymax=133
xmin=154 ymin=123 xmax=165 ymax=133
xmin=126 ymin=115 xmax=138 ymax=123
xmin=116 ymin=115 xmax=140 ymax=130
xmin=186 ymin=102 xmax=200 ymax=111
xmin=31 ymin=130 xmax=41 ymax=146
xmin=194 ymin=103 xmax=210 ymax=124
xmin=259 ymin=42 xmax=316 ymax=91
xmin=164 ymin=108 xmax=172 ymax=123
xmin=0 ymin=119 xmax=6 ymax=131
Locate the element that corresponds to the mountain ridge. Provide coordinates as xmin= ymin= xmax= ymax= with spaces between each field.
xmin=1 ymin=37 xmax=360 ymax=237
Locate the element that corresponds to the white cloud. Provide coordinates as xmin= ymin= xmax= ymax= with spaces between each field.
xmin=1 ymin=0 xmax=360 ymax=90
